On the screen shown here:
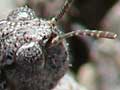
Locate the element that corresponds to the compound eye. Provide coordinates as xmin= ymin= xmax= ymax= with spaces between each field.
xmin=7 ymin=6 xmax=36 ymax=21
xmin=16 ymin=42 xmax=44 ymax=65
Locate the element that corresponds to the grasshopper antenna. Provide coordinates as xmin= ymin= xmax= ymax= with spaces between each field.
xmin=51 ymin=0 xmax=73 ymax=24
xmin=51 ymin=30 xmax=117 ymax=46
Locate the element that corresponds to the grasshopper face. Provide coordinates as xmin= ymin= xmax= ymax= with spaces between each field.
xmin=0 ymin=0 xmax=117 ymax=90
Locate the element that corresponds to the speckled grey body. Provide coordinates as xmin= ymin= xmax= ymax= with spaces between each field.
xmin=0 ymin=6 xmax=69 ymax=90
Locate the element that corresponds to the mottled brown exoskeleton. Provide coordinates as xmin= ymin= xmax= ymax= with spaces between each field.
xmin=0 ymin=0 xmax=117 ymax=90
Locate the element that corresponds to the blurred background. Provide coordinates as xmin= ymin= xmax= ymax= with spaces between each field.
xmin=1 ymin=0 xmax=120 ymax=90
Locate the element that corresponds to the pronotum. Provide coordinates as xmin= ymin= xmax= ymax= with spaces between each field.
xmin=0 ymin=0 xmax=117 ymax=90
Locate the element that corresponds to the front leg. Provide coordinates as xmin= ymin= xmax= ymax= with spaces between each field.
xmin=0 ymin=69 xmax=7 ymax=90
